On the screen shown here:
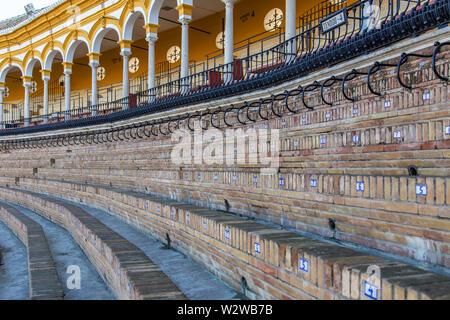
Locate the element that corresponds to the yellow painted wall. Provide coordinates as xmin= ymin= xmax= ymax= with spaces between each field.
xmin=4 ymin=0 xmax=340 ymax=102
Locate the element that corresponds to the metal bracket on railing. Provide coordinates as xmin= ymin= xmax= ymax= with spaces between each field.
xmin=210 ymin=107 xmax=222 ymax=129
xmin=272 ymin=93 xmax=286 ymax=118
xmin=135 ymin=125 xmax=144 ymax=139
xmin=258 ymin=98 xmax=272 ymax=121
xmin=224 ymin=105 xmax=235 ymax=127
xmin=246 ymin=101 xmax=259 ymax=122
xmin=142 ymin=122 xmax=152 ymax=138
xmin=105 ymin=131 xmax=112 ymax=143
xmin=200 ymin=109 xmax=211 ymax=130
xmin=62 ymin=136 xmax=69 ymax=146
xmin=236 ymin=103 xmax=248 ymax=125
xmin=285 ymin=87 xmax=302 ymax=114
xmin=367 ymin=62 xmax=397 ymax=96
xmin=118 ymin=129 xmax=126 ymax=141
xmin=397 ymin=52 xmax=433 ymax=90
xmin=150 ymin=122 xmax=159 ymax=136
xmin=320 ymin=76 xmax=341 ymax=105
xmin=302 ymin=81 xmax=320 ymax=109
xmin=111 ymin=129 xmax=119 ymax=142
xmin=432 ymin=42 xmax=450 ymax=82
xmin=342 ymin=69 xmax=367 ymax=102
xmin=187 ymin=112 xmax=199 ymax=132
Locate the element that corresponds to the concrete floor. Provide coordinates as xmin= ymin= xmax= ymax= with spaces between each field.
xmin=0 ymin=221 xmax=29 ymax=300
xmin=4 ymin=202 xmax=115 ymax=300
xmin=71 ymin=201 xmax=244 ymax=300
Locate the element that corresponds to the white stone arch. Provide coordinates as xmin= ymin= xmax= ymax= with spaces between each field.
xmin=123 ymin=8 xmax=147 ymax=41
xmin=44 ymin=48 xmax=64 ymax=71
xmin=0 ymin=63 xmax=24 ymax=83
xmin=91 ymin=25 xmax=122 ymax=54
xmin=148 ymin=0 xmax=193 ymax=25
xmin=148 ymin=0 xmax=164 ymax=26
xmin=65 ymin=37 xmax=90 ymax=63
xmin=24 ymin=57 xmax=43 ymax=77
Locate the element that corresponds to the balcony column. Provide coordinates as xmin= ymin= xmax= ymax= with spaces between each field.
xmin=21 ymin=76 xmax=32 ymax=127
xmin=118 ymin=40 xmax=133 ymax=109
xmin=222 ymin=0 xmax=238 ymax=83
xmin=88 ymin=53 xmax=101 ymax=116
xmin=176 ymin=3 xmax=194 ymax=93
xmin=62 ymin=62 xmax=73 ymax=121
xmin=144 ymin=23 xmax=159 ymax=101
xmin=285 ymin=0 xmax=297 ymax=61
xmin=0 ymin=84 xmax=4 ymax=129
xmin=40 ymin=70 xmax=51 ymax=124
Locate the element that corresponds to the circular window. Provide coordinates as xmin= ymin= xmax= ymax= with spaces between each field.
xmin=30 ymin=81 xmax=38 ymax=93
xmin=3 ymin=87 xmax=9 ymax=98
xmin=97 ymin=66 xmax=106 ymax=81
xmin=167 ymin=46 xmax=181 ymax=64
xmin=215 ymin=32 xmax=225 ymax=50
xmin=264 ymin=8 xmax=284 ymax=31
xmin=129 ymin=57 xmax=140 ymax=74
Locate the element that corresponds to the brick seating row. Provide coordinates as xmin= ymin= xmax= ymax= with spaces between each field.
xmin=0 ymin=187 xmax=186 ymax=300
xmin=1 ymin=179 xmax=448 ymax=300
xmin=0 ymin=202 xmax=64 ymax=300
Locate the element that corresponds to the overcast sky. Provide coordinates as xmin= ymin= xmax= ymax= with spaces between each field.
xmin=0 ymin=1 xmax=56 ymax=21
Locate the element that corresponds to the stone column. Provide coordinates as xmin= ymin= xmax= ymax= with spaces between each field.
xmin=118 ymin=40 xmax=133 ymax=108
xmin=222 ymin=0 xmax=238 ymax=82
xmin=176 ymin=4 xmax=194 ymax=93
xmin=40 ymin=70 xmax=51 ymax=124
xmin=22 ymin=76 xmax=32 ymax=127
xmin=285 ymin=0 xmax=297 ymax=61
xmin=62 ymin=62 xmax=73 ymax=121
xmin=87 ymin=53 xmax=101 ymax=116
xmin=144 ymin=24 xmax=159 ymax=100
xmin=0 ymin=85 xmax=4 ymax=129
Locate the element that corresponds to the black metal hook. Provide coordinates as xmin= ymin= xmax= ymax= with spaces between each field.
xmin=223 ymin=105 xmax=235 ymax=127
xmin=258 ymin=98 xmax=272 ymax=121
xmin=285 ymin=88 xmax=302 ymax=113
xmin=432 ymin=42 xmax=450 ymax=82
xmin=210 ymin=107 xmax=222 ymax=129
xmin=342 ymin=69 xmax=367 ymax=102
xmin=271 ymin=93 xmax=286 ymax=118
xmin=246 ymin=101 xmax=259 ymax=122
xmin=302 ymin=81 xmax=320 ymax=109
xmin=367 ymin=62 xmax=397 ymax=96
xmin=320 ymin=76 xmax=341 ymax=105
xmin=236 ymin=103 xmax=248 ymax=125
xmin=397 ymin=51 xmax=432 ymax=90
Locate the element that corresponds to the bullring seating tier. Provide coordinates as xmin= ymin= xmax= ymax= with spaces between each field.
xmin=0 ymin=183 xmax=449 ymax=300
xmin=0 ymin=202 xmax=64 ymax=300
xmin=0 ymin=188 xmax=185 ymax=300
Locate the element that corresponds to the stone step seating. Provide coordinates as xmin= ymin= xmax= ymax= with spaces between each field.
xmin=0 ymin=202 xmax=64 ymax=300
xmin=2 ymin=180 xmax=449 ymax=300
xmin=0 ymin=187 xmax=186 ymax=300
xmin=0 ymin=44 xmax=448 ymax=269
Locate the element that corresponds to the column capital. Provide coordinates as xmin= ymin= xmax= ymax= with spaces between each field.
xmin=62 ymin=62 xmax=74 ymax=74
xmin=120 ymin=50 xmax=132 ymax=57
xmin=40 ymin=69 xmax=51 ymax=81
xmin=87 ymin=52 xmax=101 ymax=63
xmin=118 ymin=40 xmax=133 ymax=50
xmin=221 ymin=0 xmax=239 ymax=6
xmin=146 ymin=33 xmax=158 ymax=43
xmin=144 ymin=23 xmax=159 ymax=35
xmin=0 ymin=82 xmax=5 ymax=90
xmin=176 ymin=3 xmax=194 ymax=22
xmin=89 ymin=61 xmax=100 ymax=69
xmin=21 ymin=76 xmax=33 ymax=86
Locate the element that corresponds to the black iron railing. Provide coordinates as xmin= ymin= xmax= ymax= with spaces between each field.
xmin=0 ymin=0 xmax=448 ymax=131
